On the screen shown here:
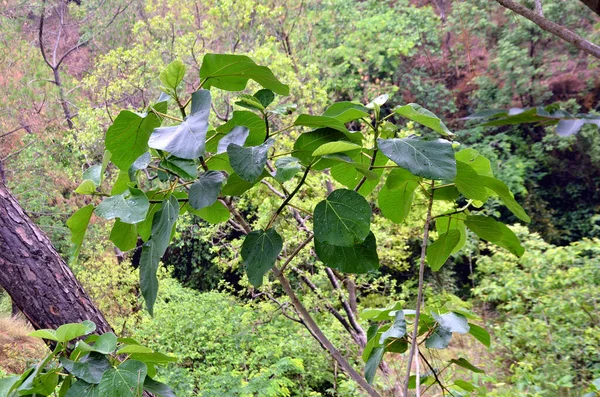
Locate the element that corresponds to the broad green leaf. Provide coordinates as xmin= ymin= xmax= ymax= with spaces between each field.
xmin=366 ymin=94 xmax=388 ymax=109
xmin=379 ymin=310 xmax=406 ymax=344
xmin=378 ymin=169 xmax=420 ymax=224
xmin=294 ymin=114 xmax=349 ymax=133
xmin=128 ymin=352 xmax=176 ymax=365
xmin=407 ymin=375 xmax=434 ymax=389
xmin=425 ymin=327 xmax=452 ymax=349
xmin=148 ymin=90 xmax=211 ymax=159
xmin=17 ymin=370 xmax=58 ymax=396
xmin=377 ymin=137 xmax=456 ymax=180
xmin=241 ymin=229 xmax=283 ymax=287
xmin=140 ymin=196 xmax=179 ymax=314
xmin=465 ymin=215 xmax=525 ymax=257
xmin=455 ymin=161 xmax=489 ymax=202
xmin=480 ymin=176 xmax=530 ymax=223
xmin=468 ymin=323 xmax=491 ymax=347
xmin=235 ymin=94 xmax=265 ymax=111
xmin=75 ymin=180 xmax=97 ymax=195
xmin=76 ymin=333 xmax=117 ymax=355
xmin=60 ymin=354 xmax=111 ymax=384
xmin=159 ymin=59 xmax=186 ymax=92
xmin=56 ymin=321 xmax=96 ymax=343
xmin=364 ymin=347 xmax=384 ymax=384
xmin=330 ymin=149 xmax=387 ymax=196
xmin=188 ymin=200 xmax=230 ymax=224
xmin=159 ymin=157 xmax=198 ymax=180
xmin=116 ymin=345 xmax=153 ymax=355
xmin=311 ymin=141 xmax=362 ymax=157
xmin=112 ymin=170 xmax=131 ymax=195
xmin=0 ymin=376 xmax=21 ymax=397
xmin=292 ymin=128 xmax=349 ymax=168
xmin=83 ymin=165 xmax=102 ymax=186
xmin=434 ymin=312 xmax=470 ymax=334
xmin=189 ymin=171 xmax=226 ymax=210
xmin=110 ymin=220 xmax=137 ymax=252
xmin=322 ymin=102 xmax=369 ymax=123
xmin=253 ymin=89 xmax=275 ymax=108
xmin=454 ymin=380 xmax=476 ymax=392
xmin=227 ymin=139 xmax=274 ymax=182
xmin=361 ymin=302 xmax=403 ymax=322
xmin=65 ymin=380 xmax=98 ymax=397
xmin=95 ymin=187 xmax=150 ymax=224
xmin=143 ymin=378 xmax=176 ymax=397
xmin=455 ymin=148 xmax=493 ymax=177
xmin=315 ymin=232 xmax=379 ymax=273
xmin=436 ymin=214 xmax=467 ymax=254
xmin=130 ymin=152 xmax=152 ymax=173
xmin=28 ymin=329 xmax=58 ymax=341
xmin=106 ymin=110 xmax=162 ymax=171
xmin=313 ymin=189 xmax=371 ymax=247
xmin=394 ymin=103 xmax=453 ymax=137
xmin=67 ymin=205 xmax=94 ymax=261
xmin=427 ymin=229 xmax=461 ymax=271
xmin=217 ymin=126 xmax=249 ymax=154
xmin=433 ymin=185 xmax=460 ymax=201
xmin=274 ymin=157 xmax=302 ymax=183
xmin=97 ymin=360 xmax=147 ymax=397
xmin=269 ymin=103 xmax=297 ymax=115
xmin=450 ymin=358 xmax=485 ymax=373
xmin=200 ymin=53 xmax=289 ymax=95
xmin=216 ymin=111 xmax=265 ymax=147
xmin=221 ymin=172 xmax=268 ymax=196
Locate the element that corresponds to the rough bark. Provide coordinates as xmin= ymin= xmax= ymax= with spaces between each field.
xmin=0 ymin=182 xmax=111 ymax=333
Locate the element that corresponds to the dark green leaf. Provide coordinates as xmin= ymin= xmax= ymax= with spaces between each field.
xmin=254 ymin=89 xmax=275 ymax=108
xmin=159 ymin=59 xmax=186 ymax=92
xmin=216 ymin=111 xmax=265 ymax=147
xmin=110 ymin=220 xmax=137 ymax=252
xmin=379 ymin=310 xmax=406 ymax=344
xmin=65 ymin=380 xmax=99 ymax=397
xmin=432 ymin=185 xmax=460 ymax=201
xmin=227 ymin=139 xmax=274 ymax=182
xmin=143 ymin=378 xmax=176 ymax=397
xmin=364 ymin=347 xmax=384 ymax=384
xmin=188 ymin=200 xmax=230 ymax=224
xmin=455 ymin=161 xmax=489 ymax=202
xmin=274 ymin=157 xmax=302 ymax=183
xmin=294 ymin=114 xmax=349 ymax=133
xmin=221 ymin=172 xmax=268 ymax=196
xmin=106 ymin=110 xmax=162 ymax=171
xmin=97 ymin=360 xmax=147 ymax=397
xmin=149 ymin=90 xmax=211 ymax=159
xmin=159 ymin=157 xmax=198 ymax=180
xmin=427 ymin=229 xmax=461 ymax=271
xmin=130 ymin=152 xmax=152 ymax=172
xmin=17 ymin=370 xmax=59 ymax=396
xmin=315 ymin=232 xmax=379 ymax=273
xmin=480 ymin=176 xmax=530 ymax=223
xmin=200 ymin=53 xmax=289 ymax=95
xmin=83 ymin=165 xmax=102 ymax=186
xmin=468 ymin=324 xmax=491 ymax=348
xmin=450 ymin=358 xmax=485 ymax=373
xmin=217 ymin=126 xmax=249 ymax=154
xmin=434 ymin=312 xmax=470 ymax=334
xmin=425 ymin=327 xmax=452 ymax=349
xmin=95 ymin=187 xmax=150 ymax=224
xmin=313 ymin=189 xmax=371 ymax=247
xmin=377 ymin=137 xmax=456 ymax=180
xmin=189 ymin=171 xmax=225 ymax=210
xmin=292 ymin=128 xmax=348 ymax=168
xmin=60 ymin=354 xmax=111 ymax=384
xmin=67 ymin=205 xmax=94 ymax=261
xmin=394 ymin=103 xmax=453 ymax=137
xmin=454 ymin=379 xmax=476 ymax=392
xmin=435 ymin=214 xmax=467 ymax=254
xmin=241 ymin=229 xmax=283 ymax=287
xmin=322 ymin=102 xmax=369 ymax=123
xmin=465 ymin=215 xmax=525 ymax=257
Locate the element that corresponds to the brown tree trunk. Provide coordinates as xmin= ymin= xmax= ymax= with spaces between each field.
xmin=0 ymin=182 xmax=111 ymax=333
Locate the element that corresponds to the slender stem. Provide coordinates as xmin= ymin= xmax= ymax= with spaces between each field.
xmin=403 ymin=180 xmax=435 ymax=396
xmin=152 ymin=110 xmax=182 ymax=122
xmin=270 ymin=124 xmax=295 ymax=137
xmin=263 ymin=111 xmax=270 ymax=141
xmin=280 ymin=234 xmax=313 ymax=273
xmin=266 ymin=165 xmax=311 ymax=229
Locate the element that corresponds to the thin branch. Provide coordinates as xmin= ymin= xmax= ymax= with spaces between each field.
xmin=495 ymin=0 xmax=600 ymax=59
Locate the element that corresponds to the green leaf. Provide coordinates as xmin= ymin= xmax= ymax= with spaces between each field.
xmin=455 ymin=148 xmax=493 ymax=177
xmin=455 ymin=161 xmax=489 ymax=202
xmin=75 ymin=180 xmax=97 ymax=195
xmin=468 ymin=323 xmax=491 ymax=347
xmin=28 ymin=329 xmax=59 ymax=341
xmin=0 ymin=376 xmax=21 ymax=397
xmin=143 ymin=378 xmax=176 ymax=397
xmin=269 ymin=103 xmax=297 ymax=115
xmin=364 ymin=347 xmax=384 ymax=384
xmin=65 ymin=380 xmax=99 ymax=397
xmin=17 ymin=369 xmax=59 ymax=396
xmin=432 ymin=185 xmax=460 ymax=201
xmin=361 ymin=302 xmax=403 ymax=322
xmin=60 ymin=354 xmax=111 ymax=384
xmin=112 ymin=170 xmax=131 ymax=196
xmin=97 ymin=360 xmax=147 ymax=397
xmin=216 ymin=126 xmax=249 ymax=154
xmin=241 ymin=229 xmax=283 ymax=287
xmin=378 ymin=169 xmax=420 ymax=224
xmin=480 ymin=176 xmax=530 ymax=223
xmin=106 ymin=110 xmax=162 ymax=171
xmin=379 ymin=310 xmax=406 ymax=344
xmin=313 ymin=189 xmax=371 ymax=247
xmin=294 ymin=115 xmax=363 ymax=143
xmin=427 ymin=229 xmax=461 ymax=271
xmin=200 ymin=53 xmax=289 ymax=95
xmin=274 ymin=157 xmax=302 ymax=183
xmin=227 ymin=139 xmax=274 ymax=182
xmin=450 ymin=358 xmax=485 ymax=373
xmin=159 ymin=59 xmax=186 ymax=92
xmin=377 ymin=137 xmax=456 ymax=180
xmin=189 ymin=171 xmax=226 ymax=210
xmin=322 ymin=102 xmax=369 ymax=123
xmin=83 ymin=165 xmax=102 ymax=186
xmin=330 ymin=149 xmax=387 ymax=196
xmin=140 ymin=196 xmax=179 ymax=314
xmin=292 ymin=128 xmax=349 ymax=169
xmin=221 ymin=172 xmax=268 ymax=196
xmin=315 ymin=232 xmax=379 ymax=273
xmin=77 ymin=333 xmax=117 ymax=355
xmin=465 ymin=215 xmax=525 ymax=257
xmin=216 ymin=111 xmax=265 ymax=147
xmin=95 ymin=187 xmax=150 ymax=224
xmin=436 ymin=214 xmax=467 ymax=254
xmin=56 ymin=321 xmax=96 ymax=343
xmin=254 ymin=89 xmax=275 ymax=108
xmin=235 ymin=94 xmax=265 ymax=111
xmin=67 ymin=205 xmax=95 ymax=261
xmin=149 ymin=90 xmax=211 ymax=159
xmin=394 ymin=103 xmax=453 ymax=137
xmin=454 ymin=379 xmax=476 ymax=392
xmin=110 ymin=220 xmax=137 ymax=252
xmin=311 ymin=141 xmax=362 ymax=157
xmin=159 ymin=157 xmax=198 ymax=180
xmin=116 ymin=345 xmax=153 ymax=355
xmin=187 ymin=200 xmax=230 ymax=224
xmin=434 ymin=312 xmax=470 ymax=334
xmin=425 ymin=327 xmax=452 ymax=349
xmin=128 ymin=352 xmax=176 ymax=365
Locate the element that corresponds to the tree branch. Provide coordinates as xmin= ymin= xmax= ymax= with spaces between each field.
xmin=495 ymin=0 xmax=600 ymax=59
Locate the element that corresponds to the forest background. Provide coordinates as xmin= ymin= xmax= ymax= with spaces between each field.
xmin=0 ymin=0 xmax=599 ymax=396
